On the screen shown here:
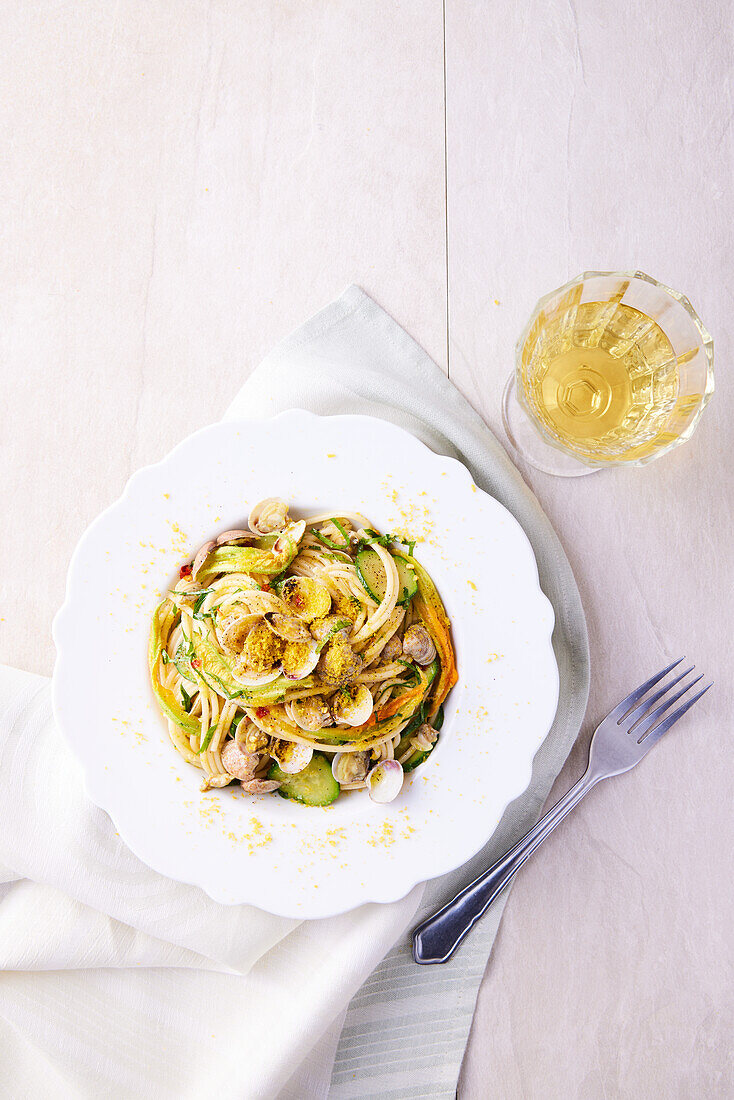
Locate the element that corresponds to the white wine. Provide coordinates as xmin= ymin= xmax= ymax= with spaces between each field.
xmin=520 ymin=300 xmax=680 ymax=462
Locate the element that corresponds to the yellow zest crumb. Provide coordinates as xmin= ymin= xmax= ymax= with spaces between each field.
xmin=368 ymin=820 xmax=395 ymax=848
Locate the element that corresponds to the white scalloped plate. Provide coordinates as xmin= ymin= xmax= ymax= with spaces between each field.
xmin=52 ymin=411 xmax=558 ymax=918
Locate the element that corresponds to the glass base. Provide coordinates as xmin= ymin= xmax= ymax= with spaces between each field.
xmin=501 ymin=375 xmax=601 ymax=478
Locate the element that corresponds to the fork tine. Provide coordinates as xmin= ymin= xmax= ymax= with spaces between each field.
xmin=630 ymin=674 xmax=704 ymax=737
xmin=623 ymin=665 xmax=695 ymax=729
xmin=636 ymin=683 xmax=712 ymax=747
xmin=608 ymin=657 xmax=685 ymax=724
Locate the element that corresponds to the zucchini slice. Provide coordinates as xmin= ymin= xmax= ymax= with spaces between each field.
xmin=268 ymin=752 xmax=339 ymax=806
xmin=355 ymin=547 xmax=385 ymax=602
xmin=395 ymin=557 xmax=418 ymax=604
xmin=356 ymin=549 xmax=418 ymax=605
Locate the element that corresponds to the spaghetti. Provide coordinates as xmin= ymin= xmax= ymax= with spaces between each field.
xmin=149 ymin=499 xmax=457 ymax=806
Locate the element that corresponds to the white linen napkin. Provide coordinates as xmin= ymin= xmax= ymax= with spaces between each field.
xmin=0 ymin=287 xmax=589 ymax=1099
xmin=0 ymin=663 xmax=421 ymax=1099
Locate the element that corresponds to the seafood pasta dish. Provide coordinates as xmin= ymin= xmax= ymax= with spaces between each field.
xmin=149 ymin=498 xmax=457 ymax=807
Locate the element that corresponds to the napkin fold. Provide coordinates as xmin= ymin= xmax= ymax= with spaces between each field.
xmin=0 ymin=287 xmax=589 ymax=1099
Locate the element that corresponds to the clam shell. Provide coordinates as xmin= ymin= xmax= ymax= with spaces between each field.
xmin=215 ymin=529 xmax=259 ymax=546
xmin=280 ymin=639 xmax=320 ymax=680
xmin=402 ymin=625 xmax=437 ymax=666
xmin=279 ymin=576 xmax=332 ymax=622
xmin=192 ymin=539 xmax=216 ymax=580
xmin=291 ymin=695 xmax=331 ymax=731
xmin=221 ymin=740 xmax=260 ymax=781
xmin=271 ymin=739 xmax=314 ymax=775
xmin=231 ymin=662 xmax=282 ymax=688
xmin=331 ymin=750 xmax=370 ymax=785
xmin=366 ymin=759 xmax=404 ymax=803
xmin=331 ymin=685 xmax=374 ymax=726
xmin=240 ymin=778 xmax=282 ymax=794
xmin=264 ymin=612 xmax=312 ymax=643
xmin=248 ymin=498 xmax=289 ymax=535
xmin=217 ymin=612 xmax=260 ymax=655
xmin=309 ymin=614 xmax=351 ymax=645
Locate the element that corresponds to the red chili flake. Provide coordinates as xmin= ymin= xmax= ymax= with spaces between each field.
xmin=179 ymin=563 xmax=192 ymax=578
xmin=293 ymin=594 xmax=304 ymax=609
xmin=260 ymin=582 xmax=272 ymax=593
xmin=191 ymin=658 xmax=201 ymax=669
xmin=255 ymin=707 xmax=269 ymax=719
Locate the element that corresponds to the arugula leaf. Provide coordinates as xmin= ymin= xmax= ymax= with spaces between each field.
xmin=433 ymin=704 xmax=445 ymax=731
xmin=198 ymin=725 xmax=217 ymax=753
xmin=180 ymin=684 xmax=194 ymax=712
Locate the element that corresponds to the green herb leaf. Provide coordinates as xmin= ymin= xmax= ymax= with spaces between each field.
xmin=192 ymin=592 xmax=212 ymax=620
xmin=313 ymin=529 xmax=348 ymax=552
xmin=180 ymin=684 xmax=194 ymax=712
xmin=161 ymin=650 xmax=170 ymax=665
xmin=355 ymin=529 xmax=401 ymax=554
xmin=198 ymin=724 xmax=217 ymax=753
xmin=433 ymin=704 xmax=445 ymax=731
xmin=331 ymin=518 xmax=351 ymax=546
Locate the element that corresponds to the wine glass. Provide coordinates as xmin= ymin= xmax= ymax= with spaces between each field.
xmin=502 ymin=271 xmax=714 ymax=477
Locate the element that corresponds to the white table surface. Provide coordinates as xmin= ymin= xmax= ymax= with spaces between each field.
xmin=2 ymin=2 xmax=732 ymax=1096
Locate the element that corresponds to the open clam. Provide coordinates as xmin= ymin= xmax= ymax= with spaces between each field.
xmin=331 ymin=751 xmax=370 ymax=785
xmin=291 ymin=695 xmax=331 ymax=732
xmin=279 ymin=576 xmax=331 ymax=622
xmin=239 ymin=621 xmax=285 ymax=673
xmin=316 ymin=636 xmax=363 ymax=687
xmin=270 ymin=739 xmax=313 ymax=774
xmin=309 ymin=614 xmax=352 ymax=647
xmin=331 ymin=684 xmax=374 ymax=726
xmin=216 ymin=611 xmax=260 ymax=655
xmin=280 ymin=639 xmax=320 ymax=680
xmin=248 ymin=498 xmax=289 ymax=535
xmin=264 ymin=611 xmax=312 ymax=643
xmin=232 ymin=661 xmax=282 ymax=688
xmin=366 ymin=759 xmax=404 ymax=803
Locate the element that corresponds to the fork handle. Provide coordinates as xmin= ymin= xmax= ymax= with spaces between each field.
xmin=413 ymin=772 xmax=600 ymax=964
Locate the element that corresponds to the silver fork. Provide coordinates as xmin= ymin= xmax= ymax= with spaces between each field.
xmin=413 ymin=658 xmax=711 ymax=965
